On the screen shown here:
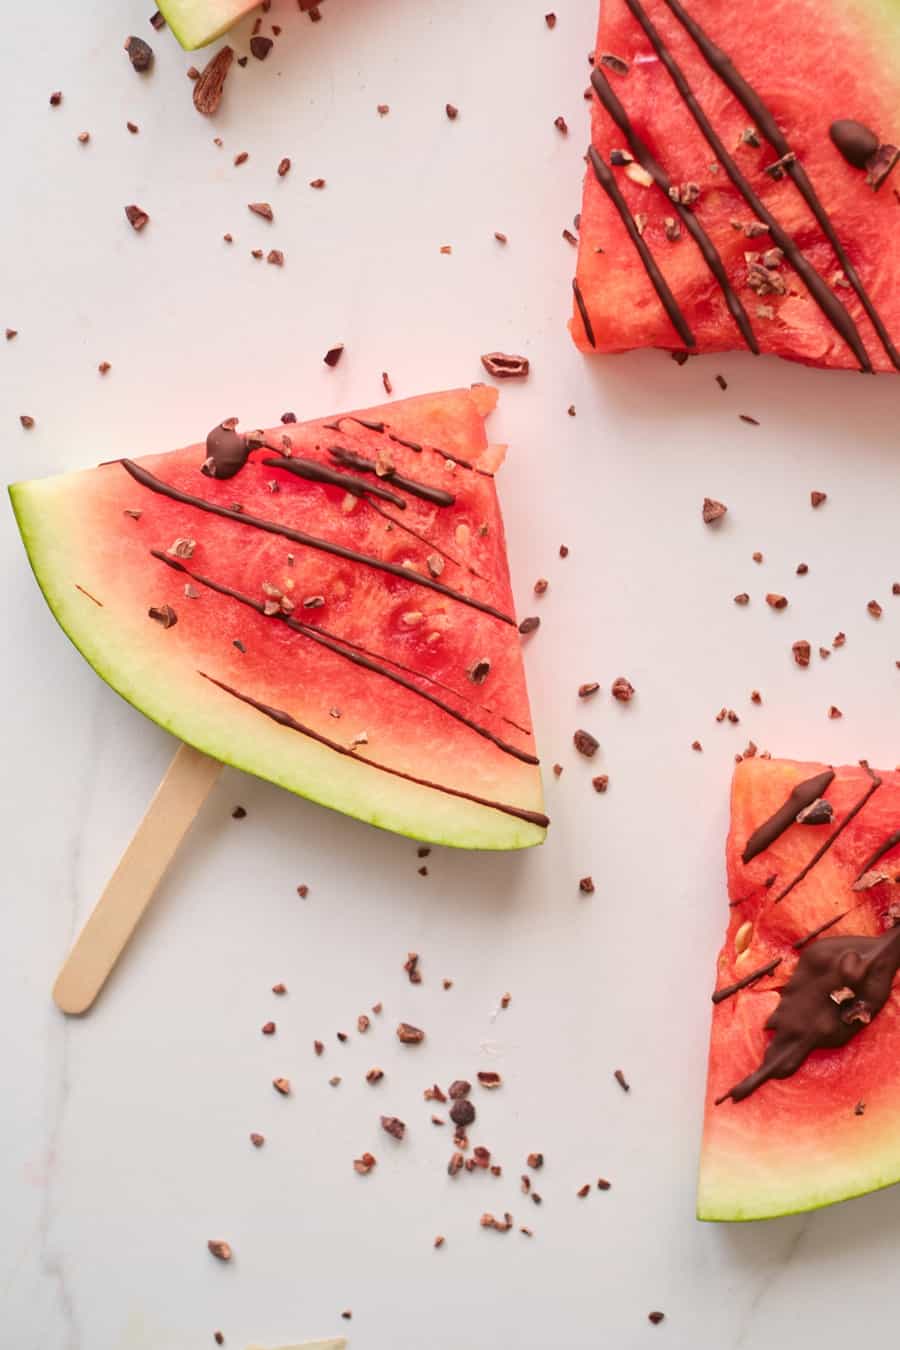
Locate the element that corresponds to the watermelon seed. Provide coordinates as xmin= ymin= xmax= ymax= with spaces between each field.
xmin=734 ymin=921 xmax=753 ymax=954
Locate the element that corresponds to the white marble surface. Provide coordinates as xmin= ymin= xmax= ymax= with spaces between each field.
xmin=3 ymin=2 xmax=900 ymax=1347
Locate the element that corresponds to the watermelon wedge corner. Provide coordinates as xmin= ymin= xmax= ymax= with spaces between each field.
xmin=157 ymin=0 xmax=260 ymax=50
xmin=699 ymin=758 xmax=900 ymax=1222
xmin=9 ymin=387 xmax=548 ymax=851
xmin=572 ymin=0 xmax=900 ymax=371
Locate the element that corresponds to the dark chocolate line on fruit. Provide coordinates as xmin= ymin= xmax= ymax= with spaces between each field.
xmin=201 ymin=673 xmax=549 ymax=830
xmin=711 ymin=956 xmax=782 ymax=1005
xmin=717 ymin=924 xmax=900 ymax=1104
xmin=741 ymin=768 xmax=835 ymax=863
xmin=120 ymin=459 xmax=514 ymax=626
xmin=323 ymin=418 xmax=492 ymax=477
xmin=793 ymin=910 xmax=852 ymax=951
xmin=661 ymin=0 xmax=900 ymax=371
xmin=572 ymin=278 xmax=596 ymax=348
xmin=855 ymin=830 xmax=900 ymax=881
xmin=590 ymin=67 xmax=758 ymax=352
xmin=149 ymin=550 xmax=536 ymax=765
xmin=774 ymin=768 xmax=882 ymax=904
xmin=327 ymin=447 xmax=456 ymax=508
xmin=365 ymin=500 xmax=477 ymax=575
xmin=587 ymin=146 xmax=695 ymax=350
xmin=261 ymin=455 xmax=408 ymax=508
xmin=623 ymin=0 xmax=873 ymax=373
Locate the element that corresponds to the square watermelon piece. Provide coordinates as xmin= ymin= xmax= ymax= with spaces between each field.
xmin=572 ymin=0 xmax=900 ymax=372
xmin=700 ymin=757 xmax=900 ymax=1221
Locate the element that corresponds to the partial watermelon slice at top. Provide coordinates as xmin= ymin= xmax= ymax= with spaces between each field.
xmin=9 ymin=387 xmax=547 ymax=851
xmin=572 ymin=0 xmax=900 ymax=371
xmin=158 ymin=0 xmax=260 ymax=50
xmin=700 ymin=758 xmax=900 ymax=1221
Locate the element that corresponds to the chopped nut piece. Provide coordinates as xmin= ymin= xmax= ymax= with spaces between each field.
xmin=381 ymin=1115 xmax=406 ymax=1140
xmin=573 ymin=729 xmax=599 ymax=758
xmin=425 ymin=1083 xmax=447 ymax=1102
xmin=272 ymin=1077 xmax=291 ymax=1096
xmin=397 ymin=1022 xmax=425 ymax=1044
xmin=250 ymin=1132 xmax=265 ymax=1148
xmin=592 ymin=775 xmax=609 ymax=793
xmin=248 ymin=201 xmax=273 ymax=221
xmin=519 ymin=616 xmax=540 ymax=635
xmin=766 ymin=593 xmax=788 ymax=609
xmin=527 ymin=1152 xmax=544 ymax=1169
xmin=207 ymin=1240 xmax=232 ymax=1262
xmin=124 ymin=35 xmax=154 ymax=71
xmin=579 ymin=876 xmax=595 ymax=894
xmin=579 ymin=681 xmax=600 ymax=698
xmin=611 ymin=676 xmax=635 ymax=703
xmin=614 ymin=1068 xmax=630 ymax=1092
xmin=702 ymin=497 xmax=727 ymax=524
xmin=811 ymin=490 xmax=827 ymax=508
xmin=448 ymin=1080 xmax=471 ymax=1099
xmin=125 ymin=204 xmax=149 ymax=231
xmin=792 ymin=640 xmax=811 ymax=668
xmin=868 ymin=600 xmax=883 ymax=619
xmin=481 ymin=352 xmax=530 ymax=379
xmin=477 ymin=1071 xmax=502 ymax=1088
xmin=649 ymin=1311 xmax=665 ymax=1326
xmin=323 ymin=344 xmax=344 ymax=367
xmin=148 ymin=604 xmax=177 ymax=628
xmin=353 ymin=1152 xmax=376 ymax=1175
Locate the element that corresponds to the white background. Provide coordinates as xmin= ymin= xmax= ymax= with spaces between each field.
xmin=3 ymin=2 xmax=900 ymax=1347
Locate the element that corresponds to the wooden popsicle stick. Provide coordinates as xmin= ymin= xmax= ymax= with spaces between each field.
xmin=53 ymin=743 xmax=223 ymax=1015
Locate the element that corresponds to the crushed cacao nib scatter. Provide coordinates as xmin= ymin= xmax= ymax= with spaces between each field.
xmin=592 ymin=775 xmax=609 ymax=793
xmin=545 ymin=12 xmax=557 ymax=27
xmin=478 ymin=1071 xmax=502 ymax=1088
xmin=868 ymin=600 xmax=883 ymax=619
xmin=611 ymin=677 xmax=635 ymax=703
xmin=337 ymin=1032 xmax=348 ymax=1043
xmin=577 ymin=1183 xmax=591 ymax=1198
xmin=366 ymin=1067 xmax=383 ymax=1084
xmin=519 ymin=616 xmax=540 ymax=635
xmin=267 ymin=249 xmax=284 ymax=266
xmin=579 ymin=876 xmax=595 ymax=894
xmin=866 ymin=143 xmax=900 ymax=191
xmin=734 ymin=593 xmax=750 ymax=605
xmin=261 ymin=1021 xmax=275 ymax=1035
xmin=597 ymin=1177 xmax=611 ymax=1190
xmin=231 ymin=805 xmax=246 ymax=819
xmin=715 ymin=374 xmax=728 ymax=390
xmin=600 ymin=51 xmax=630 ymax=75
xmin=49 ymin=91 xmax=62 ymax=106
xmin=648 ymin=1312 xmax=665 ymax=1326
xmin=309 ymin=177 xmax=326 ymax=189
xmin=353 ymin=1152 xmax=376 ymax=1175
xmin=248 ymin=201 xmax=273 ymax=221
xmin=125 ymin=204 xmax=149 ymax=231
xmin=250 ymin=35 xmax=273 ymax=59
xmin=150 ymin=9 xmax=165 ymax=29
xmin=445 ymin=103 xmax=459 ymax=119
xmin=193 ymin=46 xmax=233 ymax=115
xmin=358 ymin=1014 xmax=370 ymax=1033
xmin=450 ymin=1099 xmax=476 ymax=1127
xmin=314 ymin=1040 xmax=324 ymax=1055
xmin=434 ymin=1234 xmax=445 ymax=1248
xmin=833 ymin=632 xmax=847 ymax=648
xmin=329 ymin=1075 xmax=342 ymax=1086
xmin=740 ymin=414 xmax=760 ymax=426
xmin=272 ymin=982 xmax=286 ymax=994
xmin=148 ymin=604 xmax=177 ymax=628
xmin=562 ymin=228 xmax=578 ymax=246
xmin=766 ymin=593 xmax=788 ymax=610
xmin=297 ymin=883 xmax=308 ymax=897
xmin=448 ymin=1079 xmax=471 ymax=1099
xmin=207 ymin=1240 xmax=232 ymax=1262
xmin=124 ymin=35 xmax=154 ymax=71
xmin=448 ymin=1151 xmax=464 ymax=1176
xmin=614 ymin=1068 xmax=630 ymax=1092
xmin=494 ymin=230 xmax=508 ymax=243
xmin=233 ymin=151 xmax=248 ymax=165
xmin=272 ymin=1077 xmax=290 ymax=1095
xmin=425 ymin=1083 xmax=447 ymax=1103
xmin=796 ymin=562 xmax=809 ymax=575
xmin=382 ymin=371 xmax=392 ymax=395
xmin=341 ymin=1311 xmax=352 ymax=1321
xmin=214 ymin=1333 xmax=224 ymax=1345
xmin=702 ymin=497 xmax=727 ymax=524
xmin=792 ymin=640 xmax=811 ymax=668
xmin=20 ymin=415 xmax=35 ymax=429
xmin=752 ymin=551 xmax=763 ymax=563
xmin=78 ymin=130 xmax=91 ymax=143
xmin=323 ymin=343 xmax=344 ymax=367
xmin=442 ymin=978 xmax=453 ymax=990
xmin=534 ymin=577 xmax=549 ymax=595
xmin=573 ymin=729 xmax=599 ymax=757
xmin=811 ymin=490 xmax=827 ymax=508
xmin=5 ymin=329 xmax=17 ymax=340
xmin=397 ymin=1022 xmax=425 ymax=1044
xmin=829 ymin=705 xmax=843 ymax=719
xmin=577 ymin=679 xmax=600 ymax=697
xmin=554 ymin=115 xmax=568 ymax=134
xmin=403 ymin=952 xmax=422 ymax=984
xmin=381 ymin=1115 xmax=406 ymax=1140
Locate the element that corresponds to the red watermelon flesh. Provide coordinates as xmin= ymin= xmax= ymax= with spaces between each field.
xmin=572 ymin=0 xmax=900 ymax=371
xmin=699 ymin=758 xmax=900 ymax=1221
xmin=10 ymin=386 xmax=547 ymax=851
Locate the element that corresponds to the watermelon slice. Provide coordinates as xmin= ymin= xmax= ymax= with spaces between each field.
xmin=699 ymin=757 xmax=900 ymax=1221
xmin=9 ymin=387 xmax=547 ymax=851
xmin=572 ymin=0 xmax=900 ymax=371
xmin=158 ymin=0 xmax=261 ymax=50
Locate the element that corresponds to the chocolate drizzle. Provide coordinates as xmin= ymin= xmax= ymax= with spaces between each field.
xmin=711 ymin=957 xmax=782 ymax=1005
xmin=201 ymin=673 xmax=549 ymax=830
xmin=119 ymin=459 xmax=514 ymax=625
xmin=572 ymin=278 xmax=596 ymax=348
xmin=792 ymin=910 xmax=851 ymax=951
xmin=587 ymin=147 xmax=695 ymax=349
xmin=830 ymin=119 xmax=879 ymax=170
xmin=741 ymin=768 xmax=835 ymax=863
xmin=202 ymin=424 xmax=250 ymax=479
xmin=774 ymin=768 xmax=882 ymax=903
xmin=658 ymin=0 xmax=900 ymax=371
xmin=327 ymin=446 xmax=456 ymax=508
xmin=623 ymin=0 xmax=876 ymax=372
xmin=716 ymin=925 xmax=900 ymax=1103
xmin=855 ymin=830 xmax=900 ymax=881
xmin=590 ymin=66 xmax=758 ymax=352
xmin=262 ymin=455 xmax=407 ymax=508
xmin=149 ymin=551 xmax=535 ymax=765
xmin=325 ymin=417 xmax=488 ymax=476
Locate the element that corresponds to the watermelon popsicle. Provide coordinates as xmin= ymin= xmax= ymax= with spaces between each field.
xmin=10 ymin=386 xmax=547 ymax=1008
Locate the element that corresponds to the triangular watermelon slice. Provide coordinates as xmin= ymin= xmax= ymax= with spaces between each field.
xmin=10 ymin=387 xmax=547 ymax=851
xmin=572 ymin=0 xmax=900 ymax=371
xmin=700 ymin=757 xmax=900 ymax=1221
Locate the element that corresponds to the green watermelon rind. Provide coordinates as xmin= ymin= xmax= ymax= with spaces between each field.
xmin=697 ymin=1149 xmax=900 ymax=1223
xmin=157 ymin=0 xmax=259 ymax=50
xmin=9 ymin=481 xmax=546 ymax=853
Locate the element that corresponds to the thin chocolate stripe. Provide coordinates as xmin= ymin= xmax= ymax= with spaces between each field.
xmin=201 ymin=673 xmax=549 ymax=830
xmin=662 ymin=0 xmax=900 ymax=371
xmin=327 ymin=446 xmax=456 ymax=508
xmin=120 ymin=459 xmax=514 ymax=626
xmin=588 ymin=146 xmax=695 ymax=349
xmin=741 ymin=768 xmax=835 ymax=863
xmin=623 ymin=0 xmax=873 ymax=372
xmin=326 ymin=417 xmax=491 ymax=477
xmin=261 ymin=455 xmax=407 ymax=508
xmin=774 ymin=768 xmax=882 ymax=904
xmin=712 ymin=956 xmax=782 ymax=1004
xmin=590 ymin=66 xmax=758 ymax=352
xmin=149 ymin=550 xmax=536 ymax=765
xmin=792 ymin=910 xmax=851 ymax=951
xmin=572 ymin=278 xmax=596 ymax=348
xmin=855 ymin=829 xmax=900 ymax=881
